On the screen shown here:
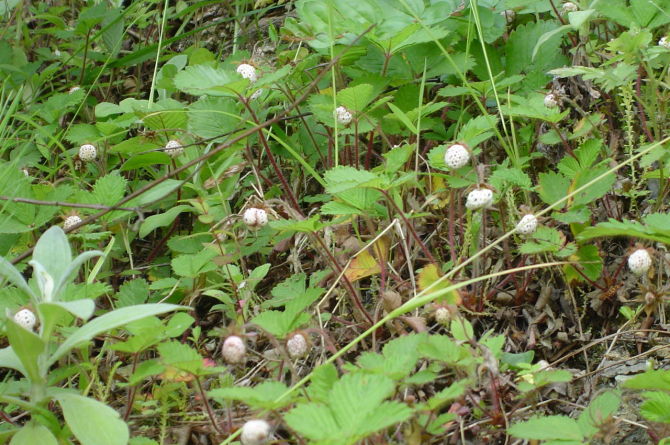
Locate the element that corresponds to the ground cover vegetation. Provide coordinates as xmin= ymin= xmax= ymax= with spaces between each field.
xmin=1 ymin=0 xmax=670 ymax=443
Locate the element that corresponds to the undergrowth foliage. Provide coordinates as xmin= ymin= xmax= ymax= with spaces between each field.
xmin=1 ymin=0 xmax=670 ymax=444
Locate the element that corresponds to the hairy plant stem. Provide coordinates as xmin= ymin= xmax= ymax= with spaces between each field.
xmin=195 ymin=377 xmax=222 ymax=435
xmin=240 ymin=98 xmax=302 ymax=213
xmin=378 ymin=189 xmax=437 ymax=265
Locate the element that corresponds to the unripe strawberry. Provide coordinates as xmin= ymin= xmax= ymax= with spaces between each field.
xmin=242 ymin=207 xmax=268 ymax=229
xmin=164 ymin=140 xmax=183 ymax=157
xmin=68 ymin=86 xmax=81 ymax=94
xmin=286 ymin=332 xmax=308 ymax=359
xmin=628 ymin=248 xmax=652 ymax=276
xmin=334 ymin=106 xmax=353 ymax=125
xmin=434 ymin=307 xmax=450 ymax=325
xmin=250 ymin=88 xmax=264 ymax=100
xmin=465 ymin=188 xmax=493 ymax=210
xmin=500 ymin=9 xmax=515 ymax=23
xmin=79 ymin=144 xmax=97 ymax=161
xmin=444 ymin=143 xmax=470 ymax=169
xmin=237 ymin=63 xmax=258 ymax=83
xmin=561 ymin=2 xmax=578 ymax=13
xmin=660 ymin=37 xmax=670 ymax=49
xmin=516 ymin=214 xmax=538 ymax=236
xmin=13 ymin=309 xmax=36 ymax=331
xmin=544 ymin=93 xmax=559 ymax=108
xmin=241 ymin=419 xmax=271 ymax=445
xmin=63 ymin=215 xmax=82 ymax=230
xmin=222 ymin=335 xmax=246 ymax=364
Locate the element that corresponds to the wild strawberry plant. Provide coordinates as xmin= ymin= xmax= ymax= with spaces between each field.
xmin=2 ymin=0 xmax=670 ymax=443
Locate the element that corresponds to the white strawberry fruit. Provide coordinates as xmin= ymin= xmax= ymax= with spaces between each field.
xmin=237 ymin=63 xmax=258 ymax=83
xmin=516 ymin=214 xmax=538 ymax=236
xmin=444 ymin=143 xmax=470 ymax=169
xmin=14 ymin=309 xmax=36 ymax=331
xmin=242 ymin=208 xmax=268 ymax=229
xmin=465 ymin=188 xmax=493 ymax=210
xmin=241 ymin=419 xmax=271 ymax=445
xmin=335 ymin=106 xmax=353 ymax=125
xmin=628 ymin=248 xmax=652 ymax=276
xmin=222 ymin=335 xmax=246 ymax=364
xmin=164 ymin=140 xmax=184 ymax=157
xmin=79 ymin=144 xmax=97 ymax=161
xmin=63 ymin=215 xmax=82 ymax=230
xmin=286 ymin=333 xmax=308 ymax=358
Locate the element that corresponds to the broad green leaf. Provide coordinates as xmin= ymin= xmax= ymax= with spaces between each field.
xmin=0 ymin=347 xmax=27 ymax=376
xmin=209 ymin=381 xmax=290 ymax=410
xmin=623 ymin=370 xmax=670 ymax=391
xmin=519 ymin=226 xmax=564 ymax=255
xmin=54 ymin=392 xmax=129 ymax=445
xmin=0 ymin=256 xmax=36 ymax=300
xmin=508 ymin=415 xmax=584 ymax=441
xmin=188 ymin=96 xmax=241 ymax=139
xmin=157 ymin=341 xmax=203 ymax=374
xmin=140 ymin=205 xmax=194 ymax=238
xmin=387 ymin=102 xmax=417 ymax=133
xmin=115 ymin=278 xmax=150 ymax=308
xmin=127 ymin=179 xmax=184 ymax=207
xmin=269 ymin=215 xmax=326 ymax=233
xmin=284 ymin=403 xmax=340 ymax=442
xmin=53 ymin=251 xmax=104 ymax=301
xmin=537 ymin=172 xmax=570 ymax=207
xmin=9 ymin=422 xmax=57 ymax=445
xmin=337 ymin=84 xmax=376 ymax=112
xmin=32 ymin=226 xmax=71 ymax=290
xmin=577 ymin=390 xmax=621 ymax=438
xmin=640 ymin=391 xmax=670 ymax=423
xmin=5 ymin=316 xmax=45 ymax=382
xmin=173 ymin=65 xmax=239 ymax=96
xmin=48 ymin=304 xmax=183 ymax=365
xmin=324 ymin=166 xmax=383 ymax=194
xmin=456 ymin=115 xmax=498 ymax=148
xmin=92 ymin=173 xmax=127 ymax=208
xmin=171 ymin=249 xmax=218 ymax=278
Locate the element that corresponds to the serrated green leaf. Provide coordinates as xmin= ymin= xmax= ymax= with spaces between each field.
xmin=519 ymin=226 xmax=564 ymax=255
xmin=640 ymin=391 xmax=670 ymax=423
xmin=171 ymin=249 xmax=218 ymax=278
xmin=324 ymin=166 xmax=383 ymax=194
xmin=173 ymin=65 xmax=239 ymax=96
xmin=209 ymin=381 xmax=290 ymax=410
xmin=577 ymin=390 xmax=621 ymax=438
xmin=537 ymin=171 xmax=570 ymax=207
xmin=508 ymin=415 xmax=584 ymax=441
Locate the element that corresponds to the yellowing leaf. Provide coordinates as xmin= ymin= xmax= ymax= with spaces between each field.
xmin=344 ymin=238 xmax=389 ymax=282
xmin=417 ymin=264 xmax=461 ymax=305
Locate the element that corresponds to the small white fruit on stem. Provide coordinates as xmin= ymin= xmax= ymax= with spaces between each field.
xmin=236 ymin=63 xmax=258 ymax=83
xmin=14 ymin=308 xmax=36 ymax=331
xmin=286 ymin=332 xmax=308 ymax=358
xmin=63 ymin=215 xmax=82 ymax=230
xmin=334 ymin=106 xmax=353 ymax=125
xmin=79 ymin=144 xmax=97 ymax=161
xmin=516 ymin=214 xmax=538 ymax=236
xmin=628 ymin=248 xmax=652 ymax=276
xmin=222 ymin=335 xmax=246 ymax=364
xmin=544 ymin=92 xmax=559 ymax=108
xmin=444 ymin=143 xmax=470 ymax=169
xmin=164 ymin=140 xmax=184 ymax=157
xmin=242 ymin=208 xmax=269 ymax=229
xmin=241 ymin=419 xmax=271 ymax=445
xmin=465 ymin=187 xmax=494 ymax=210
